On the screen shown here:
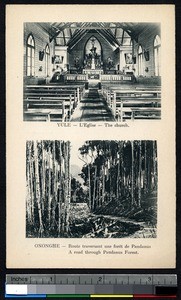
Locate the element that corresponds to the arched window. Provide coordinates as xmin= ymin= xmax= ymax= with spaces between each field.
xmin=85 ymin=36 xmax=102 ymax=57
xmin=138 ymin=45 xmax=143 ymax=76
xmin=45 ymin=44 xmax=50 ymax=77
xmin=84 ymin=36 xmax=102 ymax=69
xmin=154 ymin=35 xmax=161 ymax=76
xmin=27 ymin=34 xmax=35 ymax=76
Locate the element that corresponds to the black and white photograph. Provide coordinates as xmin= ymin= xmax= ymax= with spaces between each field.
xmin=23 ymin=22 xmax=161 ymax=122
xmin=26 ymin=140 xmax=158 ymax=239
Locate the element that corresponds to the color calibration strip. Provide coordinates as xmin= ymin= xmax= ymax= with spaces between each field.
xmin=5 ymin=295 xmax=177 ymax=298
xmin=5 ymin=274 xmax=177 ymax=298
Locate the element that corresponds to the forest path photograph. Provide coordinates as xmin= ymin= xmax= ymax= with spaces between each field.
xmin=26 ymin=140 xmax=157 ymax=239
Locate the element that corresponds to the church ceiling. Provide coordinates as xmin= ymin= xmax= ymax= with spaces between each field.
xmin=37 ymin=22 xmax=160 ymax=50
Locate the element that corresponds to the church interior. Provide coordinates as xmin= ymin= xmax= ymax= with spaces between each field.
xmin=24 ymin=22 xmax=161 ymax=122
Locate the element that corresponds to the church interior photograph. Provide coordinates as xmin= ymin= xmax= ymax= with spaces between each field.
xmin=23 ymin=22 xmax=161 ymax=122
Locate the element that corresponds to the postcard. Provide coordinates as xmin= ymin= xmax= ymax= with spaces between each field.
xmin=6 ymin=4 xmax=175 ymax=268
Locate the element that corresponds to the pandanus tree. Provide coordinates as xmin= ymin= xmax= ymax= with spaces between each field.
xmin=26 ymin=140 xmax=71 ymax=238
xmin=79 ymin=140 xmax=157 ymax=213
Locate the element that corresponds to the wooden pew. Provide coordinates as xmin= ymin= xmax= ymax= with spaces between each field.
xmin=25 ymin=84 xmax=85 ymax=103
xmin=102 ymin=85 xmax=161 ymax=99
xmin=103 ymin=88 xmax=161 ymax=99
xmin=24 ymin=96 xmax=74 ymax=121
xmin=102 ymin=87 xmax=161 ymax=121
xmin=24 ymin=106 xmax=66 ymax=122
xmin=102 ymin=84 xmax=161 ymax=90
xmin=24 ymin=84 xmax=85 ymax=121
xmin=24 ymin=111 xmax=66 ymax=122
xmin=25 ymin=84 xmax=84 ymax=90
xmin=117 ymin=107 xmax=161 ymax=120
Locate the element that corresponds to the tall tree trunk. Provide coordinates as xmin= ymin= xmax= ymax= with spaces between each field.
xmin=88 ymin=164 xmax=91 ymax=210
xmin=117 ymin=142 xmax=121 ymax=200
xmin=41 ymin=141 xmax=45 ymax=214
xmin=54 ymin=159 xmax=58 ymax=228
xmin=48 ymin=143 xmax=51 ymax=227
xmin=26 ymin=142 xmax=30 ymax=223
xmin=109 ymin=155 xmax=113 ymax=202
xmin=120 ymin=141 xmax=124 ymax=199
xmin=102 ymin=165 xmax=105 ymax=205
xmin=58 ymin=141 xmax=62 ymax=237
xmin=138 ymin=141 xmax=142 ymax=207
xmin=51 ymin=141 xmax=56 ymax=230
xmin=26 ymin=144 xmax=31 ymax=224
xmin=97 ymin=178 xmax=100 ymax=207
xmin=29 ymin=142 xmax=34 ymax=225
xmin=131 ymin=141 xmax=134 ymax=206
xmin=64 ymin=142 xmax=71 ymax=234
xmin=147 ymin=144 xmax=151 ymax=192
xmin=93 ymin=165 xmax=97 ymax=210
xmin=144 ymin=141 xmax=147 ymax=194
xmin=34 ymin=141 xmax=44 ymax=237
xmin=152 ymin=141 xmax=157 ymax=190
xmin=109 ymin=166 xmax=112 ymax=202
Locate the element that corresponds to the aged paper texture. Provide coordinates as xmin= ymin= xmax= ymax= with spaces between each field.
xmin=6 ymin=5 xmax=175 ymax=268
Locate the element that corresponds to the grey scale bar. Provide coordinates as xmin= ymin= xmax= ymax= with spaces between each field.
xmin=75 ymin=285 xmax=95 ymax=294
xmin=36 ymin=285 xmax=57 ymax=294
xmin=26 ymin=284 xmax=160 ymax=295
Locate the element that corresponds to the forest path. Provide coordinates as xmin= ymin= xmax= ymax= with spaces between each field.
xmin=71 ymin=88 xmax=115 ymax=122
xmin=89 ymin=213 xmax=156 ymax=238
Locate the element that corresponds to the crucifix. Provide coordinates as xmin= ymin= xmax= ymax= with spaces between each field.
xmin=90 ymin=37 xmax=96 ymax=69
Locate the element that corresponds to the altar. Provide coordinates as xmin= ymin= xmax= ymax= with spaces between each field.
xmin=83 ymin=69 xmax=103 ymax=77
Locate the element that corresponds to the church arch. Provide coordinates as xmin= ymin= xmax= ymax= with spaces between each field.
xmin=83 ymin=36 xmax=103 ymax=69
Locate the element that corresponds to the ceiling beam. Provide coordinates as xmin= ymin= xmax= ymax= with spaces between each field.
xmin=41 ymin=22 xmax=158 ymax=46
xmin=99 ymin=23 xmax=120 ymax=47
xmin=49 ymin=23 xmax=72 ymax=42
xmin=62 ymin=30 xmax=66 ymax=46
xmin=95 ymin=30 xmax=117 ymax=50
xmin=67 ymin=23 xmax=91 ymax=48
xmin=68 ymin=31 xmax=88 ymax=50
xmin=121 ymin=30 xmax=125 ymax=46
xmin=98 ymin=29 xmax=119 ymax=47
xmin=67 ymin=29 xmax=87 ymax=48
xmin=115 ymin=27 xmax=117 ymax=38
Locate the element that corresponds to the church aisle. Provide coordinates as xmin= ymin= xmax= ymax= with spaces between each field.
xmin=71 ymin=88 xmax=115 ymax=122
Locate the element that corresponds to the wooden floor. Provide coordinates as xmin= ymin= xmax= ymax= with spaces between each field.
xmin=71 ymin=88 xmax=115 ymax=122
